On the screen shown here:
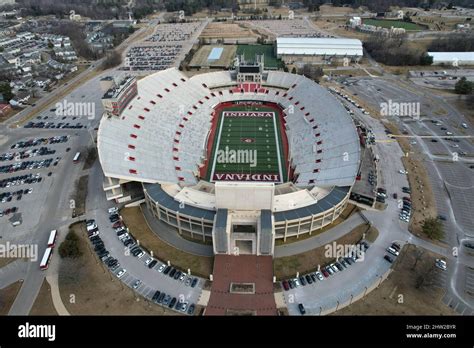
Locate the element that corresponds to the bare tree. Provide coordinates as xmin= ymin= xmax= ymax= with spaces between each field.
xmin=411 ymin=248 xmax=424 ymax=270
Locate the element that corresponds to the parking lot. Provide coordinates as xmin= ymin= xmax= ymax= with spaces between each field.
xmin=0 ymin=133 xmax=81 ymax=240
xmin=283 ymin=239 xmax=394 ymax=315
xmin=124 ymin=21 xmax=206 ymax=72
xmin=84 ymin=208 xmax=205 ymax=315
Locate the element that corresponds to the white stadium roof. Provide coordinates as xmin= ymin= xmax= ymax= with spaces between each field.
xmin=97 ymin=68 xmax=360 ymax=188
xmin=276 ymin=37 xmax=363 ymax=57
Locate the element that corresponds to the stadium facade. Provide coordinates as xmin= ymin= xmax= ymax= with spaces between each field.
xmin=97 ymin=58 xmax=360 ymax=256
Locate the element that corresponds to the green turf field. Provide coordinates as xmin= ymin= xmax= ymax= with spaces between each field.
xmin=363 ymin=19 xmax=426 ymax=31
xmin=208 ymin=105 xmax=286 ymax=183
xmin=236 ymin=44 xmax=282 ymax=69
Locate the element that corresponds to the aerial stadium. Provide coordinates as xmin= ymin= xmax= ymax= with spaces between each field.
xmin=97 ymin=56 xmax=360 ymax=256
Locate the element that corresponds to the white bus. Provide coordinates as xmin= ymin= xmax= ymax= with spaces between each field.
xmin=47 ymin=229 xmax=58 ymax=247
xmin=40 ymin=247 xmax=53 ymax=270
xmin=73 ymin=152 xmax=81 ymax=163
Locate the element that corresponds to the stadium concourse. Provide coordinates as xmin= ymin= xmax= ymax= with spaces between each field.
xmin=97 ymin=61 xmax=360 ymax=258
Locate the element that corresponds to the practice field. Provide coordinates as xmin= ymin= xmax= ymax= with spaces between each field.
xmin=236 ymin=45 xmax=282 ymax=69
xmin=362 ymin=19 xmax=426 ymax=31
xmin=189 ymin=45 xmax=237 ymax=68
xmin=207 ymin=104 xmax=287 ymax=183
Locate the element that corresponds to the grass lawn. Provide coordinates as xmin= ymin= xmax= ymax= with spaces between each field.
xmin=0 ymin=258 xmax=18 ymax=268
xmin=363 ymin=19 xmax=426 ymax=31
xmin=58 ymin=222 xmax=180 ymax=315
xmin=334 ymin=244 xmax=455 ymax=315
xmin=273 ymin=223 xmax=378 ymax=280
xmin=121 ymin=207 xmax=214 ymax=278
xmin=29 ymin=279 xmax=58 ymax=315
xmin=236 ymin=44 xmax=282 ymax=69
xmin=0 ymin=281 xmax=22 ymax=315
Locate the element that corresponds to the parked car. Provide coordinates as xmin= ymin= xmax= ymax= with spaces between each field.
xmin=132 ymin=280 xmax=142 ymax=289
xmin=299 ymin=276 xmax=307 ymax=286
xmin=169 ymin=297 xmax=177 ymax=308
xmin=298 ymin=303 xmax=306 ymax=315
xmin=187 ymin=304 xmax=195 ymax=315
xmin=384 ymin=255 xmax=394 ymax=263
xmin=152 ymin=291 xmax=161 ymax=303
xmin=435 ymin=259 xmax=447 ymax=271
xmin=386 ymin=247 xmax=399 ymax=257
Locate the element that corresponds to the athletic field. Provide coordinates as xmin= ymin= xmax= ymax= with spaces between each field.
xmin=207 ymin=104 xmax=286 ymax=183
xmin=363 ymin=19 xmax=426 ymax=31
xmin=236 ymin=45 xmax=282 ymax=69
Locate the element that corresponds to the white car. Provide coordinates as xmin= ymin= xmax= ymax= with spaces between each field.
xmin=132 ymin=279 xmax=142 ymax=289
xmin=386 ymin=247 xmax=399 ymax=256
xmin=293 ymin=278 xmax=300 ymax=287
xmin=136 ymin=251 xmax=145 ymax=259
xmin=180 ymin=302 xmax=188 ymax=312
xmin=158 ymin=264 xmax=166 ymax=272
xmin=116 ymin=269 xmax=126 ymax=278
xmin=461 ymin=123 xmax=468 ymax=129
xmin=398 ymin=169 xmax=407 ymax=174
xmin=179 ymin=273 xmax=186 ymax=282
xmin=86 ymin=223 xmax=97 ymax=232
xmin=435 ymin=259 xmax=447 ymax=270
xmin=144 ymin=257 xmax=153 ymax=265
xmin=451 ymin=144 xmax=459 ymax=148
xmin=315 ymin=272 xmax=324 ymax=281
xmin=108 ymin=207 xmax=118 ymax=215
xmin=410 ymin=140 xmax=417 ymax=145
xmin=446 ymin=131 xmax=453 ymax=135
xmin=118 ymin=233 xmax=129 ymax=241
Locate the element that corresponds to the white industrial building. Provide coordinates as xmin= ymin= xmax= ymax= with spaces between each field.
xmin=427 ymin=52 xmax=474 ymax=66
xmin=276 ymin=37 xmax=363 ymax=65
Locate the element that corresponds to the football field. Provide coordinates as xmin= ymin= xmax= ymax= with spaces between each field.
xmin=207 ymin=105 xmax=286 ymax=183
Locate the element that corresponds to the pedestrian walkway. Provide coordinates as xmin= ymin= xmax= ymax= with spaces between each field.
xmin=141 ymin=205 xmax=213 ymax=257
xmin=274 ymin=213 xmax=365 ymax=257
xmin=205 ymin=255 xmax=277 ymax=315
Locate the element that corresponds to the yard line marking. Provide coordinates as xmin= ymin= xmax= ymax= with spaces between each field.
xmin=271 ymin=112 xmax=283 ymax=183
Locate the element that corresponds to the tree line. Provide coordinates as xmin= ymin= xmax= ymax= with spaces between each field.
xmin=364 ymin=35 xmax=433 ymax=66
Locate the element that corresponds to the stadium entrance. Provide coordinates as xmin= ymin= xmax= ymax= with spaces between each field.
xmin=212 ymin=182 xmax=275 ymax=256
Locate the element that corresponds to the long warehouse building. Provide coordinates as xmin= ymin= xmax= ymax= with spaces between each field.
xmin=276 ymin=37 xmax=363 ymax=65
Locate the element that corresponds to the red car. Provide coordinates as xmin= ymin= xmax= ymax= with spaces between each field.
xmin=282 ymin=280 xmax=289 ymax=291
xmin=321 ymin=268 xmax=329 ymax=278
xmin=112 ymin=221 xmax=123 ymax=229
